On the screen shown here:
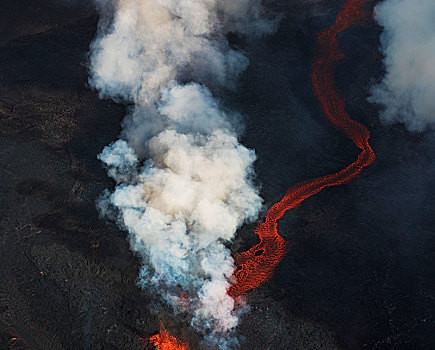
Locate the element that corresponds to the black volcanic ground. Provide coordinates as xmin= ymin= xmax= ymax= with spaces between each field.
xmin=0 ymin=1 xmax=434 ymax=349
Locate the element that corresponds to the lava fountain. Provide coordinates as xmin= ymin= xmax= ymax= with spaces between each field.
xmin=147 ymin=322 xmax=190 ymax=350
xmin=228 ymin=0 xmax=376 ymax=299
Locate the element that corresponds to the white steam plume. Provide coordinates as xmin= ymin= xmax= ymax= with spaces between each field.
xmin=369 ymin=0 xmax=435 ymax=132
xmin=89 ymin=0 xmax=275 ymax=347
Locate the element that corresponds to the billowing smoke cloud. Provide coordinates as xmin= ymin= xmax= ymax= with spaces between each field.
xmin=369 ymin=0 xmax=435 ymax=132
xmin=89 ymin=0 xmax=275 ymax=347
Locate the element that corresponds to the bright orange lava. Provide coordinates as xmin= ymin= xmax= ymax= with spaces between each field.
xmin=147 ymin=322 xmax=190 ymax=350
xmin=228 ymin=0 xmax=376 ymax=299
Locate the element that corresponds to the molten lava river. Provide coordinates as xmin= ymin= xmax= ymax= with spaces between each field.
xmin=149 ymin=0 xmax=376 ymax=347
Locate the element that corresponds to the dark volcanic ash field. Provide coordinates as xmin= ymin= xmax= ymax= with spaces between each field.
xmin=0 ymin=0 xmax=434 ymax=349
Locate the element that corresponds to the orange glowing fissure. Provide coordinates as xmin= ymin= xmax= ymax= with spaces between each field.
xmin=227 ymin=0 xmax=376 ymax=299
xmin=148 ymin=1 xmax=375 ymax=347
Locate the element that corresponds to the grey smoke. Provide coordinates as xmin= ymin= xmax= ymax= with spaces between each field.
xmin=89 ymin=0 xmax=275 ymax=348
xmin=369 ymin=0 xmax=435 ymax=132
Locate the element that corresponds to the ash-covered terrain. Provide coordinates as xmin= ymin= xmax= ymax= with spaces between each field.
xmin=0 ymin=0 xmax=434 ymax=349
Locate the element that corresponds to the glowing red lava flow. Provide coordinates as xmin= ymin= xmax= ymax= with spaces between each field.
xmin=227 ymin=0 xmax=376 ymax=299
xmin=147 ymin=322 xmax=190 ymax=350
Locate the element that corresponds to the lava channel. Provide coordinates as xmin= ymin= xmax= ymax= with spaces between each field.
xmin=227 ymin=0 xmax=376 ymax=299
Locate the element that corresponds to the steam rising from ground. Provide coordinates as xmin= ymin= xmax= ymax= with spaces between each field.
xmin=89 ymin=0 xmax=274 ymax=347
xmin=370 ymin=0 xmax=435 ymax=132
